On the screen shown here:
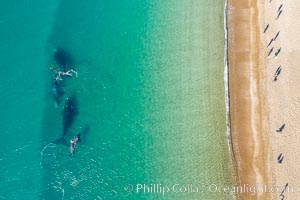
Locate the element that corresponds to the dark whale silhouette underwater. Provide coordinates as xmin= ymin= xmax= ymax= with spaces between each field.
xmin=53 ymin=94 xmax=79 ymax=146
xmin=50 ymin=48 xmax=83 ymax=148
xmin=62 ymin=94 xmax=78 ymax=136
xmin=50 ymin=80 xmax=64 ymax=107
xmin=50 ymin=47 xmax=75 ymax=106
xmin=53 ymin=47 xmax=73 ymax=71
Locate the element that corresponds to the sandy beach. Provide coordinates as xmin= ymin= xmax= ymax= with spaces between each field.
xmin=229 ymin=0 xmax=300 ymax=199
xmin=260 ymin=0 xmax=300 ymax=199
xmin=227 ymin=0 xmax=270 ymax=199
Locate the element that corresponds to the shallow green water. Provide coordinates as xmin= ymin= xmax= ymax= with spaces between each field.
xmin=0 ymin=0 xmax=234 ymax=199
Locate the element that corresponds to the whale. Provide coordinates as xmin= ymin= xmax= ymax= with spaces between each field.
xmin=50 ymin=80 xmax=64 ymax=107
xmin=62 ymin=95 xmax=78 ymax=136
xmin=53 ymin=47 xmax=73 ymax=71
xmin=54 ymin=124 xmax=89 ymax=146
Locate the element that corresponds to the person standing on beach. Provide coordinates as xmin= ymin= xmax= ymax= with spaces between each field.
xmin=275 ymin=47 xmax=282 ymax=58
xmin=278 ymin=4 xmax=283 ymax=13
xmin=277 ymin=153 xmax=284 ymax=164
xmin=267 ymin=38 xmax=274 ymax=48
xmin=276 ymin=124 xmax=286 ymax=132
xmin=273 ymin=66 xmax=282 ymax=81
xmin=276 ymin=10 xmax=283 ymax=20
xmin=274 ymin=31 xmax=280 ymax=41
xmin=268 ymin=47 xmax=274 ymax=57
xmin=263 ymin=24 xmax=269 ymax=34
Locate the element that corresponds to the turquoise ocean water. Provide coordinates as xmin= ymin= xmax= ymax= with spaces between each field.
xmin=0 ymin=0 xmax=234 ymax=199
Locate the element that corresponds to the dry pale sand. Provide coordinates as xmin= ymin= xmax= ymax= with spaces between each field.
xmin=227 ymin=0 xmax=270 ymax=199
xmin=259 ymin=0 xmax=300 ymax=199
xmin=228 ymin=0 xmax=300 ymax=199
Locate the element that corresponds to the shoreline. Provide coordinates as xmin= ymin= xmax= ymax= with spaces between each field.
xmin=224 ymin=0 xmax=236 ymax=169
xmin=223 ymin=1 xmax=239 ymax=198
xmin=227 ymin=0 xmax=270 ymax=199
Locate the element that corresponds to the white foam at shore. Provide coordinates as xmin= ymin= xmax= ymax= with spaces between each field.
xmin=223 ymin=2 xmax=238 ymax=199
xmin=223 ymin=0 xmax=232 ymax=165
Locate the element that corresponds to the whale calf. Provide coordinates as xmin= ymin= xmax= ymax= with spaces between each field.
xmin=50 ymin=80 xmax=64 ymax=107
xmin=62 ymin=95 xmax=78 ymax=136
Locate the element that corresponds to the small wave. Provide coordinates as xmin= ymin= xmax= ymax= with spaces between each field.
xmin=40 ymin=142 xmax=56 ymax=168
xmin=223 ymin=1 xmax=237 ymax=199
xmin=61 ymin=188 xmax=65 ymax=200
xmin=14 ymin=144 xmax=30 ymax=152
xmin=223 ymin=0 xmax=232 ymax=159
